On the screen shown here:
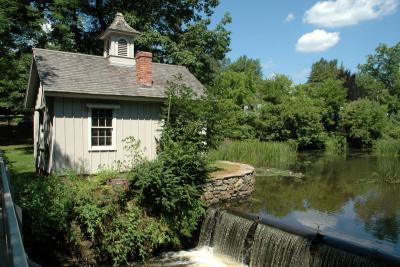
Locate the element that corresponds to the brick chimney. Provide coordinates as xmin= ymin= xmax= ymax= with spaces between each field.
xmin=135 ymin=51 xmax=153 ymax=87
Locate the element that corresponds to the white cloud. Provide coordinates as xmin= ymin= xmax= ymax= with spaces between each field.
xmin=285 ymin=12 xmax=295 ymax=22
xmin=296 ymin=29 xmax=340 ymax=53
xmin=304 ymin=0 xmax=398 ymax=28
xmin=294 ymin=211 xmax=337 ymax=231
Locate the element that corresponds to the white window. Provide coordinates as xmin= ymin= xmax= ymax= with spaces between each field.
xmin=87 ymin=104 xmax=119 ymax=151
xmin=117 ymin=38 xmax=128 ymax=57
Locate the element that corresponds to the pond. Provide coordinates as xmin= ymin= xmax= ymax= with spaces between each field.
xmin=230 ymin=151 xmax=400 ymax=257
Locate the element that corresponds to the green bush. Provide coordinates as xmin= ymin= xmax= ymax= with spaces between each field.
xmin=13 ymin=175 xmax=74 ymax=244
xmin=103 ymin=202 xmax=169 ymax=265
xmin=257 ymin=95 xmax=326 ymax=149
xmin=340 ymin=99 xmax=387 ymax=147
xmin=131 ymin=81 xmax=209 ymax=240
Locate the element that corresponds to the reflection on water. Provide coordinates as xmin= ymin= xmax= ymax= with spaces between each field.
xmin=231 ymin=151 xmax=400 ymax=255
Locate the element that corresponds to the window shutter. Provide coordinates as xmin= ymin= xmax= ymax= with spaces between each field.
xmin=117 ymin=39 xmax=128 ymax=57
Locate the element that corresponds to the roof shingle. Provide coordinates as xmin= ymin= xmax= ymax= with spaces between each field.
xmin=32 ymin=48 xmax=204 ymax=99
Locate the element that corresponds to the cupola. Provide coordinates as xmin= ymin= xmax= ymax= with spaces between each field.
xmin=99 ymin=12 xmax=140 ymax=66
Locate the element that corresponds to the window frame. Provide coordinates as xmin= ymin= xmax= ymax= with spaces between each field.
xmin=87 ymin=104 xmax=120 ymax=151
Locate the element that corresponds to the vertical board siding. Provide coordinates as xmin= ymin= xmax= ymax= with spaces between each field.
xmin=64 ymin=98 xmax=74 ymax=170
xmin=52 ymin=97 xmax=162 ymax=174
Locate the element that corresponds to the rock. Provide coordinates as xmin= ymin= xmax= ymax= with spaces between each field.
xmin=202 ymin=161 xmax=255 ymax=205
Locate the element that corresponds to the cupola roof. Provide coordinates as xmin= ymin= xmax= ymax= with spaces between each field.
xmin=100 ymin=13 xmax=140 ymax=39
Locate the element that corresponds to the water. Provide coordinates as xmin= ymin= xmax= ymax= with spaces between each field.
xmin=210 ymin=211 xmax=253 ymax=263
xmin=232 ymin=151 xmax=400 ymax=257
xmin=148 ymin=151 xmax=400 ymax=266
xmin=151 ymin=209 xmax=387 ymax=266
xmin=249 ymin=224 xmax=310 ymax=266
xmin=148 ymin=210 xmax=249 ymax=267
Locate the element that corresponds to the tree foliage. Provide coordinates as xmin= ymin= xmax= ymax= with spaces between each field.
xmin=358 ymin=43 xmax=400 ymax=97
xmin=210 ymin=43 xmax=400 ymax=150
xmin=340 ymin=99 xmax=387 ymax=147
xmin=0 ymin=0 xmax=231 ymax=114
xmin=257 ymin=95 xmax=325 ymax=149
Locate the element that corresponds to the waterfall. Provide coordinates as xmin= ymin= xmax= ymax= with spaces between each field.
xmin=309 ymin=244 xmax=381 ymax=267
xmin=199 ymin=209 xmax=254 ymax=263
xmin=198 ymin=208 xmax=218 ymax=246
xmin=196 ymin=209 xmax=393 ymax=267
xmin=250 ymin=224 xmax=310 ymax=267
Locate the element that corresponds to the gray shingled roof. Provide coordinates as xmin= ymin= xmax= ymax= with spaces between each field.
xmin=32 ymin=48 xmax=204 ymax=99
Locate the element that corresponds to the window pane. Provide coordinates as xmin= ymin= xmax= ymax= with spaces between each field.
xmin=99 ymin=137 xmax=105 ymax=146
xmin=92 ymin=137 xmax=98 ymax=146
xmin=106 ymin=118 xmax=112 ymax=127
xmin=106 ymin=137 xmax=112 ymax=146
xmin=99 ymin=110 xmax=105 ymax=117
xmin=99 ymin=117 xmax=105 ymax=126
xmin=91 ymin=108 xmax=114 ymax=147
xmin=92 ymin=128 xmax=99 ymax=137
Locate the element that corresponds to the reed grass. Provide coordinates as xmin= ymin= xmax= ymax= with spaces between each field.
xmin=208 ymin=140 xmax=297 ymax=168
xmin=373 ymin=157 xmax=400 ymax=184
xmin=324 ymin=135 xmax=347 ymax=156
xmin=374 ymin=138 xmax=400 ymax=157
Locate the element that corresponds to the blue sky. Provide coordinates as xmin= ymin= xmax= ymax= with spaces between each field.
xmin=211 ymin=0 xmax=400 ymax=83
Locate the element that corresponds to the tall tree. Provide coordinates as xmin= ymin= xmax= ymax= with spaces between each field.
xmin=358 ymin=42 xmax=400 ymax=97
xmin=0 ymin=0 xmax=43 ymax=115
xmin=0 ymin=0 xmax=231 ymax=114
xmin=225 ymin=55 xmax=263 ymax=78
xmin=308 ymin=58 xmax=340 ymax=83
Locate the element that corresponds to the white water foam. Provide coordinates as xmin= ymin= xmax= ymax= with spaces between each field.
xmin=148 ymin=246 xmax=245 ymax=267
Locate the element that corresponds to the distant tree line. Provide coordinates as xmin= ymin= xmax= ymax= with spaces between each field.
xmin=208 ymin=43 xmax=400 ymax=149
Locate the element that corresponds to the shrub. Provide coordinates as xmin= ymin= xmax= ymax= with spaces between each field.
xmin=340 ymin=99 xmax=387 ymax=147
xmin=131 ymin=81 xmax=209 ymax=242
xmin=257 ymin=95 xmax=326 ymax=149
xmin=103 ymin=202 xmax=169 ymax=265
xmin=13 ymin=175 xmax=74 ymax=244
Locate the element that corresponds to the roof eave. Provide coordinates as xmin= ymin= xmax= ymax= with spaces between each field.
xmin=24 ymin=57 xmax=39 ymax=108
xmin=44 ymin=91 xmax=166 ymax=102
xmin=99 ymin=29 xmax=140 ymax=40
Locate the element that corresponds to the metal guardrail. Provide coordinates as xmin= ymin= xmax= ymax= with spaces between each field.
xmin=0 ymin=151 xmax=32 ymax=267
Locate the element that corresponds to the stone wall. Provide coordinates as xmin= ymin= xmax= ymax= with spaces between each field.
xmin=202 ymin=161 xmax=255 ymax=206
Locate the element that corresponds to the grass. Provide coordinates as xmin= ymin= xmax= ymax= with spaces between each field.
xmin=0 ymin=144 xmax=35 ymax=176
xmin=208 ymin=140 xmax=297 ymax=168
xmin=371 ymin=157 xmax=400 ymax=184
xmin=209 ymin=161 xmax=246 ymax=179
xmin=374 ymin=138 xmax=400 ymax=157
xmin=324 ymin=135 xmax=347 ymax=156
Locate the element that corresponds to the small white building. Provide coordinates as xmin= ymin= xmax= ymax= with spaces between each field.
xmin=24 ymin=13 xmax=203 ymax=174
